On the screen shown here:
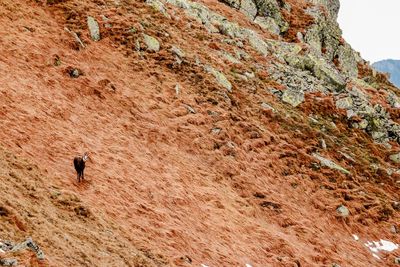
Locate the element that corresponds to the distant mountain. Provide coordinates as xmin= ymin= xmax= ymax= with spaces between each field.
xmin=372 ymin=59 xmax=400 ymax=87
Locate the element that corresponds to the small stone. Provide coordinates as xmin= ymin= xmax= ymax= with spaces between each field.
xmin=184 ymin=104 xmax=196 ymax=114
xmin=390 ymin=225 xmax=398 ymax=234
xmin=390 ymin=153 xmax=400 ymax=163
xmin=142 ymin=34 xmax=160 ymax=52
xmin=87 ymin=16 xmax=100 ymax=41
xmin=0 ymin=258 xmax=18 ymax=266
xmin=134 ymin=39 xmax=141 ymax=51
xmin=261 ymin=102 xmax=275 ymax=112
xmin=171 ymin=46 xmax=185 ymax=58
xmin=320 ymin=139 xmax=327 ymax=149
xmin=395 ymin=257 xmax=400 ymax=264
xmin=392 ymin=201 xmax=400 ymax=211
xmin=331 ymin=264 xmax=341 ymax=267
xmin=336 ymin=205 xmax=349 ymax=218
xmin=211 ymin=127 xmax=221 ymax=134
xmin=336 ymin=97 xmax=353 ymax=110
xmin=204 ymin=66 xmax=232 ymax=92
xmin=175 ymin=84 xmax=180 ymax=97
xmin=282 ymin=88 xmax=304 ymax=107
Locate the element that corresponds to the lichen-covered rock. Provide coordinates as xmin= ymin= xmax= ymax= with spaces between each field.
xmin=309 ymin=0 xmax=340 ymax=19
xmin=313 ymin=153 xmax=350 ymax=174
xmin=253 ymin=0 xmax=287 ymax=33
xmin=336 ymin=97 xmax=353 ymax=110
xmin=171 ymin=46 xmax=185 ymax=59
xmin=146 ymin=0 xmax=170 ymax=17
xmin=284 ymin=52 xmax=346 ymax=90
xmin=336 ymin=205 xmax=349 ymax=217
xmin=244 ymin=30 xmax=269 ymax=55
xmin=389 ymin=153 xmax=400 ymax=163
xmin=254 ymin=16 xmax=280 ymax=35
xmin=87 ymin=16 xmax=100 ymax=41
xmin=282 ymin=88 xmax=304 ymax=107
xmin=143 ymin=34 xmax=160 ymax=52
xmin=304 ymin=6 xmax=359 ymax=79
xmin=204 ymin=66 xmax=232 ymax=92
xmin=240 ymin=0 xmax=257 ymax=19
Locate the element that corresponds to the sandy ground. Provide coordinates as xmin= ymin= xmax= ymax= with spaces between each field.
xmin=0 ymin=0 xmax=399 ymax=266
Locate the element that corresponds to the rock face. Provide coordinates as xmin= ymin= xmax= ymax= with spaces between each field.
xmin=87 ymin=16 xmax=100 ymax=41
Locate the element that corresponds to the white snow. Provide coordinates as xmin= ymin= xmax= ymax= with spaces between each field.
xmin=365 ymin=239 xmax=399 ymax=255
xmin=352 ymin=234 xmax=359 ymax=241
xmin=201 ymin=265 xmax=209 ymax=267
xmin=245 ymin=264 xmax=253 ymax=267
xmin=372 ymin=253 xmax=380 ymax=260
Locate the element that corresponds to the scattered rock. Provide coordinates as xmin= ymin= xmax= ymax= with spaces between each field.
xmin=260 ymin=201 xmax=281 ymax=211
xmin=253 ymin=192 xmax=265 ymax=199
xmin=87 ymin=16 xmax=100 ymax=41
xmin=211 ymin=127 xmax=221 ymax=134
xmin=390 ymin=225 xmax=398 ymax=234
xmin=392 ymin=201 xmax=400 ymax=211
xmin=239 ymin=0 xmax=257 ymax=19
xmin=312 ymin=153 xmax=350 ymax=175
xmin=320 ymin=139 xmax=327 ymax=149
xmin=282 ymin=88 xmax=304 ymax=107
xmin=184 ymin=104 xmax=196 ymax=114
xmin=146 ymin=0 xmax=170 ymax=17
xmin=261 ymin=102 xmax=275 ymax=112
xmin=0 ymin=259 xmax=17 ymax=266
xmin=175 ymin=84 xmax=181 ymax=97
xmin=10 ymin=237 xmax=44 ymax=260
xmin=67 ymin=67 xmax=82 ymax=78
xmin=204 ymin=66 xmax=232 ymax=92
xmin=171 ymin=46 xmax=185 ymax=59
xmin=331 ymin=264 xmax=341 ymax=267
xmin=64 ymin=27 xmax=85 ymax=49
xmin=395 ymin=257 xmax=400 ymax=265
xmin=135 ymin=39 xmax=141 ymax=51
xmin=390 ymin=153 xmax=400 ymax=163
xmin=143 ymin=34 xmax=160 ymax=52
xmin=336 ymin=205 xmax=349 ymax=218
xmin=254 ymin=16 xmax=280 ymax=35
xmin=336 ymin=97 xmax=353 ymax=110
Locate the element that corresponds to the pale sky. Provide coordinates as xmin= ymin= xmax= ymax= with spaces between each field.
xmin=338 ymin=0 xmax=400 ymax=63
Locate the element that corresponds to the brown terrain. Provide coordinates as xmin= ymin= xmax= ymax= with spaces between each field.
xmin=0 ymin=0 xmax=399 ymax=266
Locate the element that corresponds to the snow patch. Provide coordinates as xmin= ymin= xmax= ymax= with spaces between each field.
xmin=352 ymin=234 xmax=359 ymax=241
xmin=365 ymin=239 xmax=399 ymax=256
xmin=201 ymin=265 xmax=209 ymax=267
xmin=246 ymin=264 xmax=253 ymax=267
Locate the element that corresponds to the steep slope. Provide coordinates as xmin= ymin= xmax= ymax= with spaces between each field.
xmin=373 ymin=59 xmax=400 ymax=88
xmin=0 ymin=0 xmax=400 ymax=266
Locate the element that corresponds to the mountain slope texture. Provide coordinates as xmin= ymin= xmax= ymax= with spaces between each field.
xmin=0 ymin=0 xmax=400 ymax=266
xmin=373 ymin=59 xmax=400 ymax=88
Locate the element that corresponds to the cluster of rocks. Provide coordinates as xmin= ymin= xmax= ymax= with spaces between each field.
xmin=335 ymin=86 xmax=400 ymax=144
xmin=144 ymin=0 xmax=400 ymax=148
xmin=0 ymin=237 xmax=44 ymax=266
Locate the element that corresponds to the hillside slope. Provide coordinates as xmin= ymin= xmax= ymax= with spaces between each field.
xmin=373 ymin=59 xmax=400 ymax=88
xmin=0 ymin=0 xmax=400 ymax=266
